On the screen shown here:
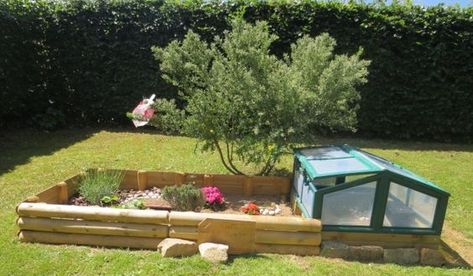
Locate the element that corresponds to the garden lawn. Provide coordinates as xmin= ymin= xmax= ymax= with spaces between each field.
xmin=0 ymin=129 xmax=472 ymax=275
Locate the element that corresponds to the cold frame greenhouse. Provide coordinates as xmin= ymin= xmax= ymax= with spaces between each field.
xmin=292 ymin=145 xmax=450 ymax=235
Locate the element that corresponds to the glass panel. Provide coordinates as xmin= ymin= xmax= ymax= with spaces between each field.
xmin=383 ymin=182 xmax=437 ymax=228
xmin=361 ymin=151 xmax=417 ymax=180
xmin=294 ymin=168 xmax=304 ymax=196
xmin=300 ymin=147 xmax=351 ymax=159
xmin=309 ymin=158 xmax=368 ymax=175
xmin=302 ymin=184 xmax=315 ymax=217
xmin=313 ymin=177 xmax=337 ymax=188
xmin=321 ymin=182 xmax=376 ymax=226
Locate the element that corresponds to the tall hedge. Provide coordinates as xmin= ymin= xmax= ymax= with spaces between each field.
xmin=1 ymin=0 xmax=472 ymax=141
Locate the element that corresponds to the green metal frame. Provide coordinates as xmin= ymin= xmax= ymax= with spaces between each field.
xmin=292 ymin=145 xmax=450 ymax=235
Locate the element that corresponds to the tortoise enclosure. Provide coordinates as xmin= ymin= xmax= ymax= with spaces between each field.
xmin=17 ymin=169 xmax=442 ymax=255
xmin=16 ymin=170 xmax=322 ymax=255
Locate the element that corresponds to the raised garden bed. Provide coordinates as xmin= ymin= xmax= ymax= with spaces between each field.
xmin=16 ymin=170 xmax=322 ymax=255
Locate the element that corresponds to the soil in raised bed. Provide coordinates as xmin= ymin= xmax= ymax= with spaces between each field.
xmin=69 ymin=188 xmax=295 ymax=217
xmin=201 ymin=194 xmax=293 ymax=216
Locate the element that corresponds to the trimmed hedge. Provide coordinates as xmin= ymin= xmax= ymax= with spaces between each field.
xmin=1 ymin=0 xmax=472 ymax=141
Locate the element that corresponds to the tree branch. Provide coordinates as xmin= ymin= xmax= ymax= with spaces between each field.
xmin=225 ymin=142 xmax=246 ymax=175
xmin=213 ymin=139 xmax=239 ymax=175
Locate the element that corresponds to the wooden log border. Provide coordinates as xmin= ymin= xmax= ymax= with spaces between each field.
xmin=17 ymin=203 xmax=321 ymax=255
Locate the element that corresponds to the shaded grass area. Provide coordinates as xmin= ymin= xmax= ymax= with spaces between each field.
xmin=0 ymin=129 xmax=472 ymax=275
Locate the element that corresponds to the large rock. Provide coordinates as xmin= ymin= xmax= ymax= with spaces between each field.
xmin=157 ymin=238 xmax=198 ymax=257
xmin=420 ymin=248 xmax=446 ymax=266
xmin=348 ymin=245 xmax=384 ymax=262
xmin=320 ymin=241 xmax=350 ymax=259
xmin=384 ymin=248 xmax=419 ymax=265
xmin=199 ymin=242 xmax=229 ymax=263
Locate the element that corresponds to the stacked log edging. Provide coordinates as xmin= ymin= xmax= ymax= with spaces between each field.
xmin=17 ymin=203 xmax=169 ymax=249
xmin=169 ymin=212 xmax=321 ymax=255
xmin=17 ymin=203 xmax=321 ymax=254
xmin=16 ymin=170 xmax=321 ymax=255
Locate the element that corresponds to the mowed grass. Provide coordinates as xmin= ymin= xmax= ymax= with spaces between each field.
xmin=0 ymin=129 xmax=472 ymax=275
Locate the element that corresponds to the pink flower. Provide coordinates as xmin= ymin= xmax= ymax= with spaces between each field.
xmin=201 ymin=186 xmax=224 ymax=206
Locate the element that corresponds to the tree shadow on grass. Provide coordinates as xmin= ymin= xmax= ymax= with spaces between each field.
xmin=0 ymin=128 xmax=96 ymax=176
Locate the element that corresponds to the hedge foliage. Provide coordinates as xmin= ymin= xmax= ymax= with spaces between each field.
xmin=1 ymin=0 xmax=472 ymax=141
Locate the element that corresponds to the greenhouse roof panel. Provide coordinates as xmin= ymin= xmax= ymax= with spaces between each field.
xmin=308 ymin=158 xmax=369 ymax=175
xmin=300 ymin=147 xmax=352 ymax=159
xmin=294 ymin=145 xmax=449 ymax=195
xmin=295 ymin=145 xmax=382 ymax=178
xmin=356 ymin=150 xmax=449 ymax=194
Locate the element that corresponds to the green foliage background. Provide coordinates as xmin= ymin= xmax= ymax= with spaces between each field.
xmin=1 ymin=0 xmax=472 ymax=141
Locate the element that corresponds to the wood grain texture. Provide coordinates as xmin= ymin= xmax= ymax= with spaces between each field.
xmin=198 ymin=218 xmax=256 ymax=254
xmin=19 ymin=230 xmax=162 ymax=249
xmin=255 ymin=231 xmax=321 ymax=246
xmin=17 ymin=203 xmax=169 ymax=224
xmin=18 ymin=217 xmax=168 ymax=238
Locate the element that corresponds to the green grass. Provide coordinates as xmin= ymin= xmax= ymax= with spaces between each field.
xmin=0 ymin=129 xmax=472 ymax=275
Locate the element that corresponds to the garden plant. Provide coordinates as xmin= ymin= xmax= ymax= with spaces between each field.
xmin=78 ymin=169 xmax=124 ymax=205
xmin=146 ymin=19 xmax=370 ymax=176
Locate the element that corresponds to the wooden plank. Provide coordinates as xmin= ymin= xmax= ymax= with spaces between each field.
xmin=203 ymin=174 xmax=213 ymax=186
xmin=57 ymin=182 xmax=68 ymax=204
xmin=137 ymin=170 xmax=147 ymax=191
xmin=255 ymin=244 xmax=320 ymax=256
xmin=183 ymin=173 xmax=203 ymax=185
xmin=322 ymin=231 xmax=440 ymax=249
xmin=175 ymin=172 xmax=186 ymax=185
xmin=170 ymin=211 xmax=321 ymax=231
xmin=252 ymin=176 xmax=287 ymax=196
xmin=147 ymin=172 xmax=175 ymax=188
xmin=243 ymin=177 xmax=253 ymax=196
xmin=255 ymin=231 xmax=321 ymax=246
xmin=36 ymin=186 xmax=60 ymax=204
xmin=198 ymin=218 xmax=256 ymax=254
xmin=254 ymin=216 xmax=321 ymax=232
xmin=169 ymin=226 xmax=198 ymax=240
xmin=119 ymin=170 xmax=139 ymax=190
xmin=169 ymin=211 xmax=254 ymax=226
xmin=18 ymin=217 xmax=168 ymax=238
xmin=17 ymin=203 xmax=169 ymax=224
xmin=64 ymin=174 xmax=83 ymax=197
xmin=206 ymin=174 xmax=245 ymax=194
xmin=19 ymin=231 xmax=162 ymax=250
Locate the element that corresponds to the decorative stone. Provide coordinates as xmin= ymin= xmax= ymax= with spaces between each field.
xmin=262 ymin=209 xmax=269 ymax=215
xmin=320 ymin=241 xmax=350 ymax=259
xmin=199 ymin=242 xmax=229 ymax=263
xmin=420 ymin=248 xmax=446 ymax=266
xmin=143 ymin=198 xmax=172 ymax=210
xmin=157 ymin=238 xmax=198 ymax=258
xmin=384 ymin=248 xmax=419 ymax=265
xmin=348 ymin=245 xmax=383 ymax=262
xmin=268 ymin=210 xmax=275 ymax=216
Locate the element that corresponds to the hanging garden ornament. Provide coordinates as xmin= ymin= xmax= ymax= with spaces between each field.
xmin=131 ymin=94 xmax=156 ymax=127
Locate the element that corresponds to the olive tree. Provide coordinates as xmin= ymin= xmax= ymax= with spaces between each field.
xmin=150 ymin=19 xmax=370 ymax=175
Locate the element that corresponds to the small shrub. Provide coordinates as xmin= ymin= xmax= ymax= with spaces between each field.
xmin=78 ymin=170 xmax=124 ymax=205
xmin=161 ymin=183 xmax=204 ymax=211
